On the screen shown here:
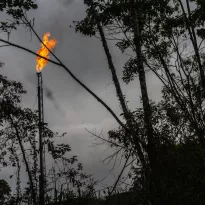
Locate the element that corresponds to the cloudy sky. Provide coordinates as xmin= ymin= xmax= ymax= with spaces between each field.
xmin=0 ymin=0 xmax=162 ymax=192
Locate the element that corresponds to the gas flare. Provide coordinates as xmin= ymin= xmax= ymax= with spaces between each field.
xmin=36 ymin=33 xmax=57 ymax=73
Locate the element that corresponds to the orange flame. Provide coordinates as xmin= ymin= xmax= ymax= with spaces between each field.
xmin=36 ymin=33 xmax=57 ymax=73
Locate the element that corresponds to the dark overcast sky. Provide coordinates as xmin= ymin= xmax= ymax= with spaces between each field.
xmin=0 ymin=0 xmax=162 ymax=190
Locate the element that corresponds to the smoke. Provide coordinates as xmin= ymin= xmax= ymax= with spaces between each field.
xmin=24 ymin=72 xmax=62 ymax=113
xmin=44 ymin=87 xmax=54 ymax=101
xmin=44 ymin=86 xmax=60 ymax=111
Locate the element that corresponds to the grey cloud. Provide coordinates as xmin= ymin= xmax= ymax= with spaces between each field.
xmin=57 ymin=0 xmax=75 ymax=6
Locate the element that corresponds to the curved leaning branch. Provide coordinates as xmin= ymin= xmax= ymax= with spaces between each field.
xmin=23 ymin=16 xmax=147 ymax=167
xmin=0 ymin=39 xmax=61 ymax=66
xmin=0 ymin=38 xmax=127 ymax=132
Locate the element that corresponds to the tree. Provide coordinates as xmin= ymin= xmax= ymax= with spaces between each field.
xmin=74 ymin=0 xmax=171 ymax=203
xmin=0 ymin=0 xmax=37 ymax=35
xmin=0 ymin=71 xmax=97 ymax=205
xmin=0 ymin=179 xmax=11 ymax=204
xmin=73 ymin=0 xmax=205 ymax=204
xmin=95 ymin=98 xmax=205 ymax=204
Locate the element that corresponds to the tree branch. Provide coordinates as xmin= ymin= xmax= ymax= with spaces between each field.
xmin=0 ymin=38 xmax=127 ymax=135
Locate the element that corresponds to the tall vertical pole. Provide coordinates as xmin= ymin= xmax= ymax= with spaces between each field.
xmin=37 ymin=72 xmax=45 ymax=205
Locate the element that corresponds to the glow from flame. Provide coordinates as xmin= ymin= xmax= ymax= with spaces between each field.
xmin=36 ymin=33 xmax=56 ymax=73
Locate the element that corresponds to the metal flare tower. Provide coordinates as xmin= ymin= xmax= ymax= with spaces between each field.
xmin=36 ymin=32 xmax=56 ymax=205
xmin=37 ymin=72 xmax=45 ymax=205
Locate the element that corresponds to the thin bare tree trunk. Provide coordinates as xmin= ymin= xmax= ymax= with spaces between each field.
xmin=130 ymin=1 xmax=158 ymax=204
xmin=130 ymin=0 xmax=156 ymax=172
xmin=97 ymin=22 xmax=147 ymax=169
xmin=10 ymin=116 xmax=37 ymax=205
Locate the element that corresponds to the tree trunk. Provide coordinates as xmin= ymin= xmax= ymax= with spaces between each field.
xmin=10 ymin=116 xmax=37 ymax=205
xmin=130 ymin=0 xmax=156 ymax=172
xmin=97 ymin=22 xmax=147 ymax=169
xmin=130 ymin=0 xmax=158 ymax=204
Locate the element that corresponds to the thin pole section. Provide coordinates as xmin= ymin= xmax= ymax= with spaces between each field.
xmin=37 ymin=72 xmax=45 ymax=205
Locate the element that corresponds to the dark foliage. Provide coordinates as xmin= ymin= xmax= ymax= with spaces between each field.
xmin=0 ymin=0 xmax=37 ymax=35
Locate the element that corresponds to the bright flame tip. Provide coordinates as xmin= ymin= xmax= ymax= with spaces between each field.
xmin=36 ymin=33 xmax=56 ymax=72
